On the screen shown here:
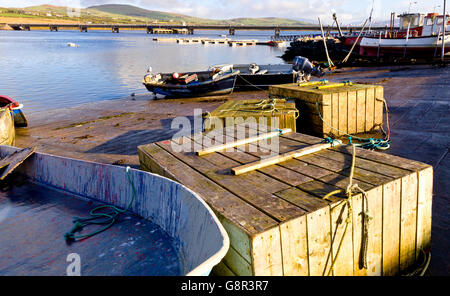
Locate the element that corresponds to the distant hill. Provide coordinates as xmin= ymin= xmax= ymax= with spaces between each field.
xmin=87 ymin=4 xmax=216 ymax=24
xmin=1 ymin=3 xmax=314 ymax=26
xmin=87 ymin=4 xmax=312 ymax=25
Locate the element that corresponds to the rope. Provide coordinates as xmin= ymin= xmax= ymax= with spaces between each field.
xmin=321 ymin=144 xmax=371 ymax=276
xmin=401 ymin=248 xmax=432 ymax=276
xmin=342 ymin=18 xmax=369 ymax=64
xmin=236 ymin=74 xmax=267 ymax=91
xmin=315 ymin=100 xmax=391 ymax=151
xmin=64 ymin=166 xmax=137 ymax=242
xmin=216 ymin=99 xmax=300 ymax=119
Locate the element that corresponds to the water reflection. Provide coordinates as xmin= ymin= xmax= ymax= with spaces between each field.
xmin=0 ymin=30 xmax=291 ymax=113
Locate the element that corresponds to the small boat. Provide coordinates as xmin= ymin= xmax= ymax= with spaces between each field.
xmin=232 ymin=63 xmax=296 ymax=90
xmin=267 ymin=40 xmax=288 ymax=47
xmin=0 ymin=146 xmax=229 ymax=276
xmin=232 ymin=57 xmax=324 ymax=90
xmin=143 ymin=65 xmax=240 ymax=98
xmin=67 ymin=42 xmax=79 ymax=47
xmin=0 ymin=109 xmax=15 ymax=146
xmin=0 ymin=95 xmax=28 ymax=127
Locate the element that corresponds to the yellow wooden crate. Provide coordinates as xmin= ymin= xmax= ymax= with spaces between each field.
xmin=203 ymin=99 xmax=298 ymax=133
xmin=138 ymin=123 xmax=432 ymax=276
xmin=269 ymin=83 xmax=384 ymax=138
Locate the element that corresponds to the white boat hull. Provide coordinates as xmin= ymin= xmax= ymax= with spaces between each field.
xmin=359 ymin=34 xmax=450 ymax=57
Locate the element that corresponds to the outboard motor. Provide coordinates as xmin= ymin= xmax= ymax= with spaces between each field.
xmin=249 ymin=63 xmax=260 ymax=75
xmin=292 ymin=56 xmax=325 ymax=82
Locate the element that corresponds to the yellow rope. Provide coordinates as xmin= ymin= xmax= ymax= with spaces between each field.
xmin=321 ymin=144 xmax=371 ymax=276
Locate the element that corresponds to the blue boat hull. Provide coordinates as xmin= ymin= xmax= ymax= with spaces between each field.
xmin=144 ymin=74 xmax=237 ymax=98
xmin=12 ymin=109 xmax=28 ymax=127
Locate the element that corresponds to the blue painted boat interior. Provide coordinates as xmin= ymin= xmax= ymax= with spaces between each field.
xmin=0 ymin=179 xmax=182 ymax=276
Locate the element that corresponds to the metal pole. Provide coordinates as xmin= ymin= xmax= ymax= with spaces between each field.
xmin=368 ymin=0 xmax=375 ymax=33
xmin=442 ymin=0 xmax=447 ymax=61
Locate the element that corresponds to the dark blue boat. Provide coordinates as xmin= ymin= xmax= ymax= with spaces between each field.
xmin=143 ymin=65 xmax=240 ymax=98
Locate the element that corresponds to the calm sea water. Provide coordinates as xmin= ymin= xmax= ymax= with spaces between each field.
xmin=0 ymin=29 xmax=311 ymax=114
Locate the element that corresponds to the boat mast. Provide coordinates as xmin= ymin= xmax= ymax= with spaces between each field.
xmin=442 ymin=0 xmax=447 ymax=61
xmin=368 ymin=0 xmax=375 ymax=33
xmin=333 ymin=13 xmax=344 ymax=38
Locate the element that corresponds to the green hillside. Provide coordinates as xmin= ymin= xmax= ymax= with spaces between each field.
xmin=0 ymin=3 xmax=312 ymax=26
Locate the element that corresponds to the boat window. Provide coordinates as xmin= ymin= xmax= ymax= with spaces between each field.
xmin=426 ymin=18 xmax=434 ymax=26
xmin=436 ymin=17 xmax=443 ymax=25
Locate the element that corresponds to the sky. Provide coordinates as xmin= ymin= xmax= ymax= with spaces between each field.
xmin=0 ymin=0 xmax=447 ymax=23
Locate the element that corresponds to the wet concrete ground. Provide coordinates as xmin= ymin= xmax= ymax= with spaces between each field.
xmin=15 ymin=65 xmax=449 ymax=276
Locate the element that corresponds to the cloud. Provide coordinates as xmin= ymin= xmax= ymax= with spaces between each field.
xmin=4 ymin=0 xmax=441 ymax=24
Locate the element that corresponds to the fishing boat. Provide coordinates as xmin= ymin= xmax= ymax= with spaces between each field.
xmin=143 ymin=65 xmax=240 ymax=98
xmin=359 ymin=12 xmax=450 ymax=58
xmin=0 ymin=109 xmax=15 ymax=146
xmin=0 ymin=95 xmax=28 ymax=127
xmin=233 ymin=63 xmax=296 ymax=90
xmin=232 ymin=57 xmax=324 ymax=90
xmin=0 ymin=146 xmax=229 ymax=276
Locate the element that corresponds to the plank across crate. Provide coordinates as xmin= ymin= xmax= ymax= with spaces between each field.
xmin=203 ymin=99 xmax=298 ymax=133
xmin=269 ymin=83 xmax=384 ymax=138
xmin=137 ymin=123 xmax=433 ymax=276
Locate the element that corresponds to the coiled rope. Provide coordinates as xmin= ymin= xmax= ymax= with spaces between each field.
xmin=64 ymin=166 xmax=137 ymax=242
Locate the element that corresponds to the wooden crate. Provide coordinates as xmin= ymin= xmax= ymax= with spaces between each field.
xmin=203 ymin=99 xmax=298 ymax=133
xmin=269 ymin=83 xmax=384 ymax=138
xmin=137 ymin=123 xmax=433 ymax=276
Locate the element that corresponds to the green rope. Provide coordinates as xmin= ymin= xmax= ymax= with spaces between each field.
xmin=348 ymin=136 xmax=390 ymax=151
xmin=64 ymin=166 xmax=137 ymax=242
xmin=315 ymin=101 xmax=391 ymax=151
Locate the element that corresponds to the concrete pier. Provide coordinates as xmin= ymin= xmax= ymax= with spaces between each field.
xmin=13 ymin=65 xmax=450 ymax=276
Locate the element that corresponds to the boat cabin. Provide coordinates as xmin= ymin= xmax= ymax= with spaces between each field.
xmin=422 ymin=13 xmax=450 ymax=36
xmin=398 ymin=13 xmax=425 ymax=30
xmin=397 ymin=13 xmax=425 ymax=37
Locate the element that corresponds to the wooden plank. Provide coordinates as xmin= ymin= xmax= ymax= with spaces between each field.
xmin=232 ymin=142 xmax=340 ymax=175
xmin=374 ymin=86 xmax=384 ymax=127
xmin=352 ymin=187 xmax=383 ymax=276
xmin=319 ymin=173 xmax=373 ymax=192
xmin=321 ymin=94 xmax=332 ymax=135
xmin=222 ymin=246 xmax=253 ymax=276
xmin=0 ymin=147 xmax=37 ymax=181
xmin=274 ymin=187 xmax=330 ymax=213
xmin=331 ymin=92 xmax=339 ymax=136
xmin=382 ymin=179 xmax=401 ymax=276
xmin=338 ymin=91 xmax=348 ymax=136
xmin=415 ymin=167 xmax=433 ymax=257
xmin=212 ymin=262 xmax=237 ymax=276
xmin=317 ymin=149 xmax=410 ymax=179
xmin=399 ymin=172 xmax=418 ymax=271
xmin=329 ymin=200 xmax=354 ymax=276
xmin=365 ymin=88 xmax=375 ymax=132
xmin=138 ymin=143 xmax=277 ymax=263
xmin=218 ymin=218 xmax=254 ymax=266
xmin=156 ymin=138 xmax=303 ymax=223
xmin=197 ymin=129 xmax=313 ymax=187
xmin=251 ymin=226 xmax=283 ymax=275
xmin=332 ymin=145 xmax=431 ymax=172
xmin=280 ymin=216 xmax=309 ymax=275
xmin=347 ymin=91 xmax=357 ymax=135
xmin=307 ymin=206 xmax=332 ymax=276
xmin=356 ymin=89 xmax=366 ymax=133
xmin=196 ymin=128 xmax=291 ymax=156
